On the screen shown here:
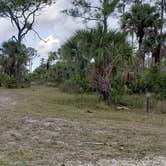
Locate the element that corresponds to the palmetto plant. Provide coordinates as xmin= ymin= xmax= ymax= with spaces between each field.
xmin=0 ymin=40 xmax=29 ymax=80
xmin=60 ymin=26 xmax=132 ymax=101
xmin=60 ymin=30 xmax=93 ymax=79
xmin=88 ymin=27 xmax=132 ymax=100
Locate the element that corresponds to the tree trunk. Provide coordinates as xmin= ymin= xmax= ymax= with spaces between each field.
xmin=102 ymin=0 xmax=109 ymax=68
xmin=153 ymin=46 xmax=161 ymax=64
xmin=158 ymin=0 xmax=164 ymax=65
xmin=15 ymin=32 xmax=23 ymax=82
xmin=103 ymin=13 xmax=108 ymax=33
xmin=138 ymin=30 xmax=145 ymax=69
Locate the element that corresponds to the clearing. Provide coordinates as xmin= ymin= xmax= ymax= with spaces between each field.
xmin=0 ymin=86 xmax=165 ymax=166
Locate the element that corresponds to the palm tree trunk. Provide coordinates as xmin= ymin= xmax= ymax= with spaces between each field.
xmin=103 ymin=0 xmax=108 ymax=33
xmin=153 ymin=46 xmax=161 ymax=64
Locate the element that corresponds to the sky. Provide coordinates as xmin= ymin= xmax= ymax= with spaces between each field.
xmin=0 ymin=0 xmax=118 ymax=71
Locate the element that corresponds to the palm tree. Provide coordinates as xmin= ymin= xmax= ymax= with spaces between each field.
xmin=122 ymin=3 xmax=160 ymax=66
xmin=0 ymin=40 xmax=30 ymax=81
xmin=60 ymin=27 xmax=132 ymax=101
xmin=88 ymin=27 xmax=132 ymax=100
xmin=60 ymin=31 xmax=93 ymax=80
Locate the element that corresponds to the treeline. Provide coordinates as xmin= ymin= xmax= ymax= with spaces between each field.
xmin=31 ymin=0 xmax=166 ymax=103
xmin=1 ymin=0 xmax=166 ymax=104
xmin=0 ymin=0 xmax=54 ymax=87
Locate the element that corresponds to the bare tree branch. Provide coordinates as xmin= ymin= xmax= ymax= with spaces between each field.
xmin=32 ymin=28 xmax=48 ymax=43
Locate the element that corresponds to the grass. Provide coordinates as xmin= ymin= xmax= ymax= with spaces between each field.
xmin=9 ymin=86 xmax=165 ymax=126
xmin=120 ymin=94 xmax=166 ymax=114
xmin=0 ymin=86 xmax=165 ymax=165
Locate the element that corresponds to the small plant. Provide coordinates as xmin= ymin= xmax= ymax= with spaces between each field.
xmin=0 ymin=69 xmax=5 ymax=87
xmin=58 ymin=79 xmax=82 ymax=93
xmin=3 ymin=75 xmax=17 ymax=89
xmin=142 ymin=66 xmax=166 ymax=99
xmin=19 ymin=75 xmax=31 ymax=88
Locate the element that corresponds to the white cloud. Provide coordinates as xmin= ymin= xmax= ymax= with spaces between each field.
xmin=37 ymin=0 xmax=72 ymax=25
xmin=37 ymin=35 xmax=60 ymax=56
xmin=35 ymin=0 xmax=86 ymax=47
xmin=31 ymin=0 xmax=90 ymax=68
xmin=0 ymin=0 xmax=94 ymax=69
xmin=0 ymin=18 xmax=15 ymax=44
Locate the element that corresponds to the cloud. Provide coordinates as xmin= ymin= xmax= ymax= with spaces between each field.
xmin=0 ymin=0 xmax=93 ymax=69
xmin=37 ymin=35 xmax=60 ymax=56
xmin=0 ymin=18 xmax=15 ymax=44
xmin=35 ymin=0 xmax=86 ymax=47
xmin=37 ymin=0 xmax=72 ymax=25
xmin=30 ymin=0 xmax=89 ymax=61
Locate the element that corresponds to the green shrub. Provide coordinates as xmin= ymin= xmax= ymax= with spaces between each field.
xmin=0 ymin=69 xmax=5 ymax=87
xmin=58 ymin=74 xmax=91 ymax=92
xmin=110 ymin=74 xmax=126 ymax=104
xmin=30 ymin=66 xmax=48 ymax=82
xmin=142 ymin=66 xmax=166 ymax=99
xmin=2 ymin=74 xmax=31 ymax=89
xmin=19 ymin=75 xmax=31 ymax=88
xmin=127 ymin=66 xmax=166 ymax=99
xmin=127 ymin=74 xmax=147 ymax=94
xmin=58 ymin=79 xmax=81 ymax=93
xmin=3 ymin=75 xmax=17 ymax=89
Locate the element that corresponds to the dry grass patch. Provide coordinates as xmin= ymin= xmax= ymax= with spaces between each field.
xmin=0 ymin=86 xmax=165 ymax=165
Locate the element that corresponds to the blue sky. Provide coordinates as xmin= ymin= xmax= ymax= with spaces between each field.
xmin=0 ymin=0 xmax=119 ymax=71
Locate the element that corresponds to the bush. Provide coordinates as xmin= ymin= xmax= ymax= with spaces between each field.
xmin=58 ymin=79 xmax=81 ymax=93
xmin=0 ymin=69 xmax=5 ymax=87
xmin=58 ymin=75 xmax=91 ymax=93
xmin=3 ymin=75 xmax=17 ymax=88
xmin=127 ymin=74 xmax=147 ymax=94
xmin=19 ymin=75 xmax=31 ymax=88
xmin=142 ymin=66 xmax=166 ymax=99
xmin=109 ymin=74 xmax=126 ymax=104
xmin=2 ymin=74 xmax=31 ymax=89
xmin=126 ymin=66 xmax=166 ymax=99
xmin=30 ymin=66 xmax=48 ymax=82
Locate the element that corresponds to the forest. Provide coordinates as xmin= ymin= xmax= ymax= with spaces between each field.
xmin=0 ymin=0 xmax=166 ymax=165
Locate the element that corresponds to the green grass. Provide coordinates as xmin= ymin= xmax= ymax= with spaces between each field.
xmin=0 ymin=86 xmax=165 ymax=165
xmin=8 ymin=86 xmax=165 ymax=126
xmin=120 ymin=94 xmax=166 ymax=114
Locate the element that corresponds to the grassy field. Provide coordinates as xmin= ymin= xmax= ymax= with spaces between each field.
xmin=0 ymin=86 xmax=165 ymax=165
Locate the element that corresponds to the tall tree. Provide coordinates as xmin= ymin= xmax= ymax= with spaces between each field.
xmin=64 ymin=0 xmax=118 ymax=33
xmin=0 ymin=40 xmax=30 ymax=79
xmin=0 ymin=0 xmax=54 ymax=47
xmin=0 ymin=0 xmax=55 ymax=80
xmin=153 ymin=0 xmax=165 ymax=64
xmin=122 ymin=3 xmax=160 ymax=66
xmin=60 ymin=27 xmax=132 ymax=100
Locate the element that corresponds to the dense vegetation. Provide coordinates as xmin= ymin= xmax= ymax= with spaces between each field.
xmin=0 ymin=1 xmax=165 ymax=165
xmin=0 ymin=0 xmax=166 ymax=110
